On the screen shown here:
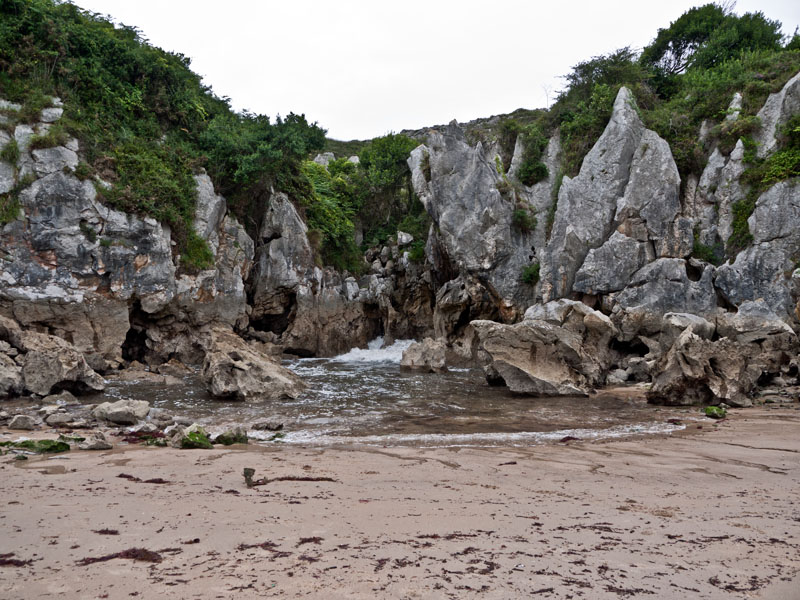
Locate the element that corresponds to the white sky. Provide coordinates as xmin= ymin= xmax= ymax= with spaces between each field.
xmin=73 ymin=0 xmax=800 ymax=140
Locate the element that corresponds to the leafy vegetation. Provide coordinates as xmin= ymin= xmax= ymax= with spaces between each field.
xmin=521 ymin=263 xmax=540 ymax=285
xmin=301 ymin=160 xmax=361 ymax=272
xmin=0 ymin=138 xmax=19 ymax=163
xmin=0 ymin=0 xmax=324 ymax=262
xmin=640 ymin=4 xmax=782 ymax=91
xmin=0 ymin=174 xmax=35 ymax=225
xmin=299 ymin=133 xmax=428 ymax=271
xmin=28 ymin=123 xmax=69 ymax=149
xmin=512 ymin=207 xmax=536 ymax=232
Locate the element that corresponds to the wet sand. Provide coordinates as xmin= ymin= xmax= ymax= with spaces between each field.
xmin=1 ymin=407 xmax=799 ymax=599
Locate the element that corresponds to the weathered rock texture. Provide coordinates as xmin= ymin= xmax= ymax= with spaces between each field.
xmin=248 ymin=190 xmax=433 ymax=356
xmin=473 ymin=300 xmax=618 ymax=396
xmin=400 ymin=338 xmax=447 ymax=373
xmin=408 ymin=121 xmax=541 ymax=313
xmin=201 ymin=326 xmax=305 ymax=400
xmin=3 ymin=68 xmax=800 ymax=406
xmin=465 ymin=73 xmax=800 ymax=405
xmin=540 ymin=87 xmax=681 ymax=303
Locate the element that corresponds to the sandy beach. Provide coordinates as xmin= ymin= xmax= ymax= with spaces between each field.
xmin=1 ymin=407 xmax=799 ymax=599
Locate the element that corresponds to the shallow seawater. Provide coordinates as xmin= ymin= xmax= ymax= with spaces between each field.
xmin=96 ymin=338 xmax=692 ymax=448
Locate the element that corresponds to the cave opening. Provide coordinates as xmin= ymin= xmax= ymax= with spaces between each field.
xmin=121 ymin=300 xmax=150 ymax=364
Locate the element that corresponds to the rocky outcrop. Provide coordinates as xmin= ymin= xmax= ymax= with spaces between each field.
xmin=400 ymin=337 xmax=447 ymax=373
xmin=473 ymin=300 xmax=618 ymax=396
xmin=201 ymin=326 xmax=305 ymax=400
xmin=715 ymin=180 xmax=800 ymax=316
xmin=643 ymin=302 xmax=797 ymax=408
xmin=0 ymin=100 xmax=257 ymax=377
xmin=753 ymin=71 xmax=800 ymax=159
xmin=249 ymin=190 xmax=433 ymax=356
xmin=0 ymin=315 xmax=104 ymax=397
xmin=540 ymin=87 xmax=681 ymax=302
xmin=408 ymin=121 xmax=538 ymax=311
xmin=647 ymin=329 xmax=759 ymax=407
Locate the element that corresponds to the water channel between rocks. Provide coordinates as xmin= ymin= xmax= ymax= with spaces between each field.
xmin=94 ymin=339 xmax=692 ymax=448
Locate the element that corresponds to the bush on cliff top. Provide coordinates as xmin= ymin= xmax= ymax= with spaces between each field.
xmin=0 ymin=0 xmax=324 ymax=255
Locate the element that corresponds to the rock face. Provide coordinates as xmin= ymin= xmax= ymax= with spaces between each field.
xmin=0 ymin=315 xmax=104 ymax=397
xmin=0 ymin=97 xmax=256 ymax=378
xmin=248 ymin=190 xmax=433 ymax=356
xmin=408 ymin=121 xmax=539 ymax=312
xmin=715 ymin=180 xmax=800 ymax=316
xmin=540 ymin=87 xmax=681 ymax=302
xmin=753 ymin=70 xmax=800 ymax=159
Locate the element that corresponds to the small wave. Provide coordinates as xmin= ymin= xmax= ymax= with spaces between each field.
xmin=263 ymin=422 xmax=685 ymax=448
xmin=330 ymin=337 xmax=415 ymax=363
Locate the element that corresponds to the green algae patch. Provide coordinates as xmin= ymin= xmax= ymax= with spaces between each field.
xmin=0 ymin=439 xmax=71 ymax=454
xmin=180 ymin=430 xmax=213 ymax=450
xmin=704 ymin=406 xmax=727 ymax=419
xmin=214 ymin=430 xmax=248 ymax=446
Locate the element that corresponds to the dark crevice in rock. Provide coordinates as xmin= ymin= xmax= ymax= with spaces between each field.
xmin=714 ymin=287 xmax=738 ymax=312
xmin=685 ymin=261 xmax=703 ymax=282
xmin=610 ymin=337 xmax=650 ymax=358
xmin=284 ymin=347 xmax=315 ymax=358
xmin=121 ymin=301 xmax=149 ymax=364
xmin=249 ymin=292 xmax=297 ymax=336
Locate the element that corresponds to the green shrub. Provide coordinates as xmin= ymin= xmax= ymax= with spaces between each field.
xmin=18 ymin=90 xmax=51 ymax=123
xmin=407 ymin=240 xmax=426 ymax=263
xmin=521 ymin=263 xmax=540 ymax=285
xmin=0 ymin=138 xmax=19 ymax=164
xmin=713 ymin=114 xmax=761 ymax=154
xmin=421 ymin=150 xmax=431 ymax=182
xmin=73 ymin=161 xmax=91 ymax=180
xmin=692 ymin=240 xmax=724 ymax=265
xmin=28 ymin=124 xmax=68 ymax=149
xmin=181 ymin=229 xmax=215 ymax=271
xmin=0 ymin=193 xmax=21 ymax=225
xmin=516 ymin=124 xmax=549 ymax=185
xmin=512 ymin=208 xmax=537 ymax=233
xmin=517 ymin=160 xmax=548 ymax=186
xmin=497 ymin=118 xmax=521 ymax=174
xmin=726 ymin=197 xmax=755 ymax=256
xmin=0 ymin=174 xmax=34 ymax=225
xmin=79 ymin=220 xmax=97 ymax=243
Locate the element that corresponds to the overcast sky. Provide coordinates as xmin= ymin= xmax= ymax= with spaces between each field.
xmin=73 ymin=0 xmax=800 ymax=140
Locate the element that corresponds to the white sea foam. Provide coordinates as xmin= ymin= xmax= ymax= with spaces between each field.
xmin=330 ymin=337 xmax=414 ymax=363
xmin=258 ymin=422 xmax=686 ymax=448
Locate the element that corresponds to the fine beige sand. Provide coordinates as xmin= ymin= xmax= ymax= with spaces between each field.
xmin=1 ymin=407 xmax=799 ymax=599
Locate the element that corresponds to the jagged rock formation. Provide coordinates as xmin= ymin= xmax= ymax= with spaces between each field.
xmin=469 ymin=74 xmax=800 ymax=406
xmin=473 ymin=300 xmax=618 ymax=396
xmin=201 ymin=326 xmax=305 ymax=400
xmin=3 ymin=67 xmax=800 ymax=408
xmin=0 ymin=101 xmax=298 ymax=399
xmin=541 ymin=88 xmax=684 ymax=303
xmin=408 ymin=121 xmax=539 ymax=314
